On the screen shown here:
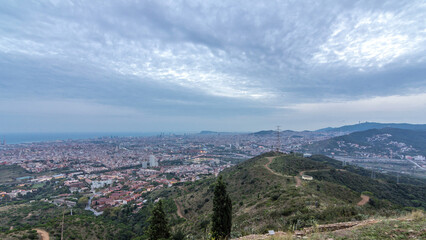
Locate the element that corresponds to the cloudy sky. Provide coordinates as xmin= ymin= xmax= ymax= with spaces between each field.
xmin=0 ymin=0 xmax=425 ymax=133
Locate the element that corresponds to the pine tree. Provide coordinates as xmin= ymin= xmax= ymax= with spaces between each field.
xmin=146 ymin=200 xmax=171 ymax=240
xmin=211 ymin=175 xmax=232 ymax=240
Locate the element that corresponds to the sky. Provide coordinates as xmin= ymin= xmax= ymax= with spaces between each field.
xmin=0 ymin=0 xmax=425 ymax=133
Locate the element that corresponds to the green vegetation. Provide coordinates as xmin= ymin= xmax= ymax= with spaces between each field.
xmin=0 ymin=165 xmax=31 ymax=185
xmin=0 ymin=201 xmax=127 ymax=239
xmin=211 ymin=175 xmax=232 ymax=240
xmin=305 ymin=155 xmax=426 ymax=208
xmin=77 ymin=197 xmax=89 ymax=208
xmin=146 ymin=200 xmax=171 ymax=240
xmin=269 ymin=154 xmax=328 ymax=175
xmin=319 ymin=213 xmax=426 ymax=240
xmin=0 ymin=152 xmax=424 ymax=239
xmin=163 ymin=152 xmax=424 ymax=238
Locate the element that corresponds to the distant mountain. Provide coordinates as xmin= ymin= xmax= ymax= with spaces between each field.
xmin=198 ymin=131 xmax=238 ymax=135
xmin=151 ymin=152 xmax=425 ymax=238
xmin=251 ymin=130 xmax=276 ymax=135
xmin=251 ymin=129 xmax=296 ymax=136
xmin=199 ymin=130 xmax=219 ymax=134
xmin=306 ymin=128 xmax=426 ymax=157
xmin=317 ymin=122 xmax=426 ymax=133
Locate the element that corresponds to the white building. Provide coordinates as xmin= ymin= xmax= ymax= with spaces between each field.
xmin=149 ymin=155 xmax=158 ymax=167
xmin=141 ymin=161 xmax=148 ymax=168
xmin=302 ymin=175 xmax=313 ymax=181
xmin=91 ymin=179 xmax=113 ymax=189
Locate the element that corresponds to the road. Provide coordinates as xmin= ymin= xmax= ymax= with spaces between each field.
xmin=85 ymin=190 xmax=103 ymax=216
xmin=407 ymin=159 xmax=426 ymax=170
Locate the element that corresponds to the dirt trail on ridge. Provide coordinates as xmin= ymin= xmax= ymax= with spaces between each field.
xmin=264 ymin=156 xmax=302 ymax=187
xmin=264 ymin=156 xmax=369 ymax=202
xmin=264 ymin=157 xmax=284 ymax=177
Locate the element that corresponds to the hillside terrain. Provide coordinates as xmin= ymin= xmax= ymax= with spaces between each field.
xmin=305 ymin=128 xmax=426 ymax=158
xmin=0 ymin=152 xmax=425 ymax=239
xmin=236 ymin=211 xmax=425 ymax=239
xmin=147 ymin=152 xmax=425 ymax=238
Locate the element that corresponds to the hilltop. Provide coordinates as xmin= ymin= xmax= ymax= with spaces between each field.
xmin=149 ymin=152 xmax=425 ymax=238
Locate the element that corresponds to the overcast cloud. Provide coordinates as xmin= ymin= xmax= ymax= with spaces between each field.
xmin=0 ymin=0 xmax=425 ymax=132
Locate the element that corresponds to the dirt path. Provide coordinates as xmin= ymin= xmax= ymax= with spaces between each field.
xmin=174 ymin=199 xmax=187 ymax=220
xmin=357 ymin=194 xmax=370 ymax=206
xmin=235 ymin=231 xmax=289 ymax=239
xmin=264 ymin=157 xmax=284 ymax=177
xmin=35 ymin=229 xmax=50 ymax=240
xmin=298 ymin=169 xmax=368 ymax=206
xmin=264 ymin=157 xmax=300 ymax=187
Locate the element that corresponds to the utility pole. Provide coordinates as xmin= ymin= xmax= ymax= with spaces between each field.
xmin=276 ymin=126 xmax=281 ymax=152
xmin=397 ymin=172 xmax=400 ymax=184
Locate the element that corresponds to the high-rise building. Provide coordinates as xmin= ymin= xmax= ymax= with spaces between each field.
xmin=149 ymin=155 xmax=158 ymax=167
xmin=141 ymin=161 xmax=148 ymax=168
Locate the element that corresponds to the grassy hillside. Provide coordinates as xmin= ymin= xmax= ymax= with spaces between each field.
xmin=148 ymin=152 xmax=424 ymax=239
xmin=268 ymin=154 xmax=426 ymax=208
xmin=236 ymin=210 xmax=426 ymax=239
xmin=0 ymin=201 xmax=127 ymax=240
xmin=1 ymin=153 xmax=424 ymax=239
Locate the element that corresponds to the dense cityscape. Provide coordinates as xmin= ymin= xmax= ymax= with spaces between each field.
xmin=0 ymin=131 xmax=335 ymax=211
xmin=1 ymin=128 xmax=425 ymax=217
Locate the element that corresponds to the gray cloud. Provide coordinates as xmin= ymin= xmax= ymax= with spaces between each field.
xmin=0 ymin=0 xmax=425 ymax=132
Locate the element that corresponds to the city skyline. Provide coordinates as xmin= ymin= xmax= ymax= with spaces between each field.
xmin=1 ymin=0 xmax=425 ymax=133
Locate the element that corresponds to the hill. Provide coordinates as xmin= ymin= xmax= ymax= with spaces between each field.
xmin=316 ymin=122 xmax=426 ymax=133
xmin=305 ymin=128 xmax=426 ymax=157
xmin=1 ymin=153 xmax=425 ymax=239
xmin=147 ymin=152 xmax=425 ymax=238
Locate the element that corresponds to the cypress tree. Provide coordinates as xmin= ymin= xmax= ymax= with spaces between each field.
xmin=211 ymin=175 xmax=232 ymax=239
xmin=146 ymin=200 xmax=170 ymax=240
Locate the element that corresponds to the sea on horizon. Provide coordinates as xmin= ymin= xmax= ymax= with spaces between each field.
xmin=0 ymin=132 xmax=164 ymax=145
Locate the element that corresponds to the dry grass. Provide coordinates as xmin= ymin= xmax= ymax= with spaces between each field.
xmin=408 ymin=209 xmax=424 ymax=221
